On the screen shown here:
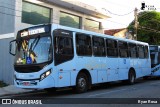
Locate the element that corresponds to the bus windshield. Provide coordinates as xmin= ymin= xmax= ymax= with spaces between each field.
xmin=15 ymin=35 xmax=52 ymax=65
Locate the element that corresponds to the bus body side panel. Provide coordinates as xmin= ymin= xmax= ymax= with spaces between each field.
xmin=97 ymin=57 xmax=107 ymax=83
xmin=130 ymin=58 xmax=138 ymax=76
xmin=118 ymin=58 xmax=130 ymax=80
xmin=152 ymin=71 xmax=160 ymax=76
xmin=129 ymin=58 xmax=147 ymax=79
xmin=106 ymin=58 xmax=119 ymax=82
xmin=56 ymin=60 xmax=76 ymax=87
xmin=151 ymin=64 xmax=160 ymax=76
xmin=75 ymin=57 xmax=98 ymax=84
xmin=140 ymin=59 xmax=146 ymax=75
xmin=136 ymin=59 xmax=143 ymax=78
xmin=141 ymin=58 xmax=151 ymax=76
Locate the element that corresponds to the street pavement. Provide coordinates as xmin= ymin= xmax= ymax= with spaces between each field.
xmin=0 ymin=78 xmax=160 ymax=107
xmin=0 ymin=85 xmax=33 ymax=96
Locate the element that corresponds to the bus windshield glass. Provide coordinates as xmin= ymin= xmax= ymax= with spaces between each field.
xmin=15 ymin=35 xmax=52 ymax=65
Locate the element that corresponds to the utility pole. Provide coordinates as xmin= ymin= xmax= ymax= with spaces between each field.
xmin=134 ymin=8 xmax=138 ymax=40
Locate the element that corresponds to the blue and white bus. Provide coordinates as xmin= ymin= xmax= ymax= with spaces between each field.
xmin=150 ymin=45 xmax=160 ymax=77
xmin=9 ymin=24 xmax=151 ymax=93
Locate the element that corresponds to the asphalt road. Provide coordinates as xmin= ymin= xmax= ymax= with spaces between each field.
xmin=1 ymin=77 xmax=160 ymax=107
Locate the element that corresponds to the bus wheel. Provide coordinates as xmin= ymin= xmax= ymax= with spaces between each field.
xmin=128 ymin=70 xmax=136 ymax=85
xmin=75 ymin=73 xmax=88 ymax=93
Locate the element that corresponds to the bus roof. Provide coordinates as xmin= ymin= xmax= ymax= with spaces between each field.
xmin=17 ymin=23 xmax=149 ymax=46
xmin=52 ymin=24 xmax=148 ymax=46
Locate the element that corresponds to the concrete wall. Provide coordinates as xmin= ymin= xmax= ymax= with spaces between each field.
xmin=0 ymin=34 xmax=14 ymax=84
xmin=14 ymin=0 xmax=104 ymax=34
xmin=0 ymin=0 xmax=15 ymax=84
xmin=0 ymin=0 xmax=15 ymax=34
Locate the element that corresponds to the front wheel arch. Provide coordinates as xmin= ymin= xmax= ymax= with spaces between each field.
xmin=74 ymin=69 xmax=91 ymax=93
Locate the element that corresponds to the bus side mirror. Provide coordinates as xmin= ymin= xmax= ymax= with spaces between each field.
xmin=9 ymin=40 xmax=17 ymax=56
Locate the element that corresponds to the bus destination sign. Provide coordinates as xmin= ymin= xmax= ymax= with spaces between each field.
xmin=21 ymin=27 xmax=46 ymax=37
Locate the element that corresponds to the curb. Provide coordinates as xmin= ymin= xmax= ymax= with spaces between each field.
xmin=0 ymin=85 xmax=34 ymax=97
xmin=0 ymin=91 xmax=32 ymax=97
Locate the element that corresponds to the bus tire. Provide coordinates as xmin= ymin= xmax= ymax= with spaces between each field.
xmin=128 ymin=70 xmax=136 ymax=85
xmin=75 ymin=73 xmax=88 ymax=93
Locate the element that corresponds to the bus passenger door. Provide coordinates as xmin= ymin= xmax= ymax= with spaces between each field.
xmin=54 ymin=30 xmax=74 ymax=87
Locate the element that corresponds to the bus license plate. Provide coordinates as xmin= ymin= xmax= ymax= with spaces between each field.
xmin=23 ymin=82 xmax=30 ymax=86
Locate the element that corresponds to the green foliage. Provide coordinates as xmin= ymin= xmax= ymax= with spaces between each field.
xmin=0 ymin=81 xmax=8 ymax=87
xmin=128 ymin=11 xmax=160 ymax=45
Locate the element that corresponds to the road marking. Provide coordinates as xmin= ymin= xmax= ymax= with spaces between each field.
xmin=88 ymin=88 xmax=128 ymax=97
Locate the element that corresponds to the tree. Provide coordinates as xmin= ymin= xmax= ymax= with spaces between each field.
xmin=128 ymin=11 xmax=160 ymax=45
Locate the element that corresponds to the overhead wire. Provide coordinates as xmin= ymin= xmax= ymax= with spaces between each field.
xmin=102 ymin=8 xmax=134 ymax=16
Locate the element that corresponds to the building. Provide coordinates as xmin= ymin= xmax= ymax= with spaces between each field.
xmin=0 ymin=0 xmax=109 ymax=84
xmin=104 ymin=28 xmax=133 ymax=39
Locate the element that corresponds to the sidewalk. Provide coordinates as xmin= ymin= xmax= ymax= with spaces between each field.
xmin=0 ymin=85 xmax=33 ymax=97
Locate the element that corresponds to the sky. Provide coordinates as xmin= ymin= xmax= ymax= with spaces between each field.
xmin=76 ymin=0 xmax=160 ymax=29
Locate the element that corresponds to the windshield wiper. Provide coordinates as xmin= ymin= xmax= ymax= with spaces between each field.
xmin=27 ymin=35 xmax=40 ymax=63
xmin=29 ymin=35 xmax=40 ymax=53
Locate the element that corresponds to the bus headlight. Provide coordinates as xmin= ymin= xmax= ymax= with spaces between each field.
xmin=40 ymin=69 xmax=51 ymax=81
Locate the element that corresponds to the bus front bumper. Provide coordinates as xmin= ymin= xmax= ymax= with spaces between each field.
xmin=14 ymin=74 xmax=55 ymax=89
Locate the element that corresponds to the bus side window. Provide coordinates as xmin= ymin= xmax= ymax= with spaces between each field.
xmin=92 ymin=36 xmax=105 ymax=57
xmin=54 ymin=36 xmax=74 ymax=65
xmin=118 ymin=41 xmax=128 ymax=58
xmin=128 ymin=43 xmax=137 ymax=58
xmin=76 ymin=33 xmax=92 ymax=56
xmin=106 ymin=39 xmax=118 ymax=57
xmin=58 ymin=37 xmax=73 ymax=55
xmin=138 ymin=45 xmax=145 ymax=59
xmin=144 ymin=46 xmax=149 ymax=58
